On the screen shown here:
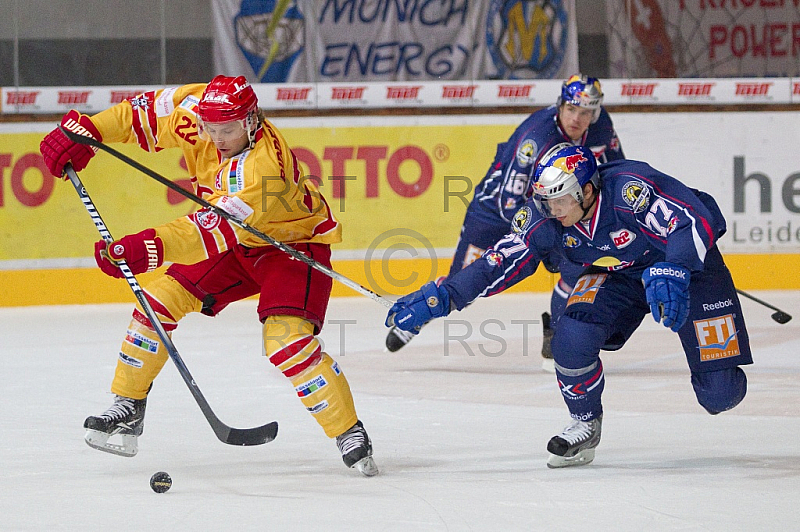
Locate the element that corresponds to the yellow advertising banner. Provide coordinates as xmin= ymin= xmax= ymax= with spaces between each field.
xmin=1 ymin=120 xmax=542 ymax=305
xmin=282 ymin=121 xmax=506 ymax=251
xmin=0 ymin=121 xmax=513 ymax=261
xmin=0 ymin=135 xmax=195 ymax=260
xmin=2 ymin=120 xmax=796 ymax=307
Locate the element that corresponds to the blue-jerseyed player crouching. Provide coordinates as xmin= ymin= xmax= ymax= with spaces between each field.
xmin=386 ymin=144 xmax=752 ymax=468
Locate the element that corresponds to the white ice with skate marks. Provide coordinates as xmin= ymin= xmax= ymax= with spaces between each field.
xmin=1 ymin=291 xmax=798 ymax=531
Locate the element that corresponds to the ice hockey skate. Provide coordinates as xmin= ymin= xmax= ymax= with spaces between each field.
xmin=83 ymin=395 xmax=147 ymax=457
xmin=336 ymin=420 xmax=378 ymax=476
xmin=541 ymin=312 xmax=555 ymax=373
xmin=546 ymin=415 xmax=602 ymax=468
xmin=385 ymin=325 xmax=416 ymax=352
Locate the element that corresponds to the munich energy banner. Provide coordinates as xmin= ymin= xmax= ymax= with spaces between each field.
xmin=212 ymin=0 xmax=579 ymax=82
xmin=606 ymin=0 xmax=800 ymax=77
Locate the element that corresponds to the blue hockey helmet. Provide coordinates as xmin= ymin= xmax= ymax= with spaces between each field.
xmin=532 ymin=144 xmax=600 ymax=218
xmin=557 ymin=74 xmax=604 ymax=123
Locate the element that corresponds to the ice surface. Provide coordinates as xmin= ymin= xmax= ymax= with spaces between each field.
xmin=1 ymin=291 xmax=798 ymax=531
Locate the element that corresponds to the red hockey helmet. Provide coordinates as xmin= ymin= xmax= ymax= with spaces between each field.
xmin=198 ymin=75 xmax=258 ymax=124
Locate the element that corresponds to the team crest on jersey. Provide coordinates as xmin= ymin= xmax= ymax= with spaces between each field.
xmin=516 ymin=139 xmax=538 ymax=167
xmin=622 ymin=180 xmax=651 ymax=213
xmin=567 ymin=274 xmax=607 ymax=306
xmin=563 ymin=234 xmax=581 ymax=248
xmin=129 ymin=96 xmax=151 ymax=110
xmin=512 ymin=207 xmax=533 ymax=233
xmin=193 ymin=208 xmax=221 ymax=231
xmin=610 ymin=229 xmax=636 ymax=249
xmin=485 ymin=250 xmax=504 ymax=267
xmin=694 ymin=314 xmax=741 ymax=361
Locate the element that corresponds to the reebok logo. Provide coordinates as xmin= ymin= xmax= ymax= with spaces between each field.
xmin=703 ymin=299 xmax=733 ymax=312
xmin=648 ymin=266 xmax=687 ymax=280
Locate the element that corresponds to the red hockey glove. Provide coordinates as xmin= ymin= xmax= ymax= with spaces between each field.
xmin=94 ymin=229 xmax=164 ymax=278
xmin=39 ymin=110 xmax=103 ymax=178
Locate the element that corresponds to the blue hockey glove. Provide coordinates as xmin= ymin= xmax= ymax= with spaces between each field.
xmin=642 ymin=262 xmax=691 ymax=332
xmin=385 ymin=281 xmax=452 ymax=334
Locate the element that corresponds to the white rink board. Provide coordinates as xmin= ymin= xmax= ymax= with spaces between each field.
xmin=3 ymin=78 xmax=800 ymax=113
xmin=611 ymin=112 xmax=800 ymax=254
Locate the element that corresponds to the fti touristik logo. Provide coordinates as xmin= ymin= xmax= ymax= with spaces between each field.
xmin=694 ymin=314 xmax=741 ymax=362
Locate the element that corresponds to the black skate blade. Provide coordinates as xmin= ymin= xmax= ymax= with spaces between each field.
xmin=219 ymin=421 xmax=279 ymax=446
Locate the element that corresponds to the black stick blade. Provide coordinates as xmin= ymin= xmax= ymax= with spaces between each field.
xmin=771 ymin=311 xmax=793 ymax=324
xmin=223 ymin=421 xmax=279 ymax=446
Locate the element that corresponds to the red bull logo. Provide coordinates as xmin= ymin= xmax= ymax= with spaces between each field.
xmin=557 ymin=152 xmax=588 ymax=173
xmin=564 ymin=153 xmax=587 ymax=170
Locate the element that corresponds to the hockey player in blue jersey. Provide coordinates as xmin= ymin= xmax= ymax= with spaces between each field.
xmin=386 ymin=144 xmax=752 ymax=468
xmin=385 ymin=75 xmax=625 ymax=373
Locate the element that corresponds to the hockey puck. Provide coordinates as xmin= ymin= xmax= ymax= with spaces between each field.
xmin=150 ymin=471 xmax=172 ymax=493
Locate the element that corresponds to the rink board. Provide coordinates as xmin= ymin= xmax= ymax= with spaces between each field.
xmin=0 ymin=253 xmax=796 ymax=307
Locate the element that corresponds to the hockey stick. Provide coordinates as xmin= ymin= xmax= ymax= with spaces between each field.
xmin=736 ymin=289 xmax=792 ymax=324
xmin=65 ymin=164 xmax=278 ymax=446
xmin=61 ymin=127 xmax=395 ymax=309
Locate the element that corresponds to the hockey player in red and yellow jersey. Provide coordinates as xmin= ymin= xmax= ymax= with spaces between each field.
xmin=39 ymin=76 xmax=377 ymax=476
